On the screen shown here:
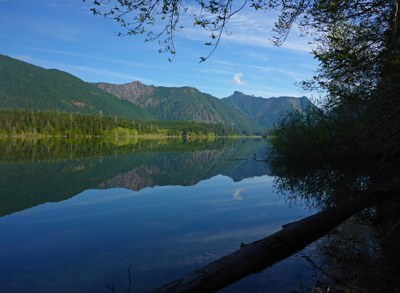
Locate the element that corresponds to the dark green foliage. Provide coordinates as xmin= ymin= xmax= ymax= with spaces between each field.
xmin=0 ymin=54 xmax=153 ymax=120
xmin=268 ymin=109 xmax=386 ymax=210
xmin=269 ymin=0 xmax=400 ymax=171
xmin=268 ymin=109 xmax=328 ymax=161
xmin=268 ymin=103 xmax=390 ymax=163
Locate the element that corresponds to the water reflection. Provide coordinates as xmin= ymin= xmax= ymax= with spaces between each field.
xmin=269 ymin=156 xmax=374 ymax=209
xmin=0 ymin=138 xmax=268 ymax=216
xmin=267 ymin=153 xmax=400 ymax=292
xmin=0 ymin=138 xmax=319 ymax=293
xmin=3 ymin=137 xmax=396 ymax=292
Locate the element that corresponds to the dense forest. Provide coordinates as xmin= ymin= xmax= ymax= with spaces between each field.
xmin=0 ymin=109 xmax=243 ymax=139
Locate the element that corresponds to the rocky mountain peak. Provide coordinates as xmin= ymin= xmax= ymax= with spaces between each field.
xmin=94 ymin=81 xmax=155 ymax=104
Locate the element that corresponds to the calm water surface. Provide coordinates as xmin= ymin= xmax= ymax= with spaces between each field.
xmin=0 ymin=139 xmax=317 ymax=292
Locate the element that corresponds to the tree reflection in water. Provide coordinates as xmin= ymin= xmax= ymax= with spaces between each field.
xmin=268 ymin=156 xmax=400 ymax=292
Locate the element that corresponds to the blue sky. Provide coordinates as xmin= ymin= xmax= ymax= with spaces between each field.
xmin=1 ymin=0 xmax=319 ymax=99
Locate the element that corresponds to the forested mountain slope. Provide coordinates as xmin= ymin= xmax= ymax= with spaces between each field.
xmin=222 ymin=91 xmax=314 ymax=128
xmin=95 ymin=81 xmax=261 ymax=131
xmin=0 ymin=54 xmax=153 ymax=120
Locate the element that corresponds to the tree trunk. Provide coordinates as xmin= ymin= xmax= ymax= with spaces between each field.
xmin=148 ymin=177 xmax=400 ymax=293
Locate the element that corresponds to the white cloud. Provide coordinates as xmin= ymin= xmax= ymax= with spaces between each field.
xmin=233 ymin=72 xmax=245 ymax=85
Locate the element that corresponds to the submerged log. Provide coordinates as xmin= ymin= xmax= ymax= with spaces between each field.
xmin=148 ymin=177 xmax=400 ymax=293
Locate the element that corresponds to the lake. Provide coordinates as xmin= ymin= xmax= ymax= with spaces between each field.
xmin=0 ymin=138 xmax=322 ymax=292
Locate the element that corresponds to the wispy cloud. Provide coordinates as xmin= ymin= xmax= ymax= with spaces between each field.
xmin=66 ymin=65 xmax=155 ymax=84
xmin=251 ymin=65 xmax=310 ymax=81
xmin=226 ymin=9 xmax=314 ymax=53
xmin=26 ymin=48 xmax=151 ymax=68
xmin=207 ymin=59 xmax=311 ymax=84
xmin=178 ymin=7 xmax=313 ymax=54
xmin=218 ymin=29 xmax=313 ymax=53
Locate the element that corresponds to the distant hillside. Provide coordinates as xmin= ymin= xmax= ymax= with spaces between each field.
xmin=222 ymin=91 xmax=314 ymax=128
xmin=95 ymin=82 xmax=316 ymax=131
xmin=94 ymin=81 xmax=261 ymax=132
xmin=0 ymin=54 xmax=153 ymax=120
xmin=0 ymin=54 xmax=315 ymax=132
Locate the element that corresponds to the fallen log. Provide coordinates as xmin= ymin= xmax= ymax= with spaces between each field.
xmin=148 ymin=177 xmax=400 ymax=293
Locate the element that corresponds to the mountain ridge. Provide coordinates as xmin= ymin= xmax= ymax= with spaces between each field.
xmin=222 ymin=91 xmax=313 ymax=128
xmin=0 ymin=54 xmax=154 ymax=120
xmin=1 ymin=54 xmax=314 ymax=132
xmin=93 ymin=81 xmax=314 ymax=131
xmin=93 ymin=81 xmax=262 ymax=131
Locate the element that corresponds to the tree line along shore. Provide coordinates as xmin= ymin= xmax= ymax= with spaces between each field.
xmin=0 ymin=109 xmax=257 ymax=139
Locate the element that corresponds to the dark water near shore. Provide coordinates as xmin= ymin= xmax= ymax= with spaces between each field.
xmin=1 ymin=138 xmax=396 ymax=292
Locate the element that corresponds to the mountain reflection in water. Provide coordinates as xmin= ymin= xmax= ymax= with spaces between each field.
xmin=0 ymin=138 xmax=268 ymax=217
xmin=1 ymin=138 xmax=398 ymax=292
xmin=0 ymin=138 xmax=318 ymax=293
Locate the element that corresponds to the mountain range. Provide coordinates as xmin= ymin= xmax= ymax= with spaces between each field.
xmin=94 ymin=81 xmax=260 ymax=130
xmin=222 ymin=91 xmax=313 ymax=128
xmin=0 ymin=54 xmax=313 ymax=131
